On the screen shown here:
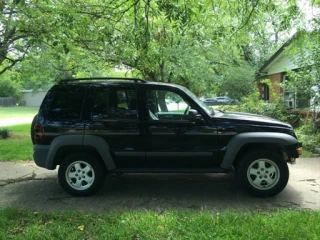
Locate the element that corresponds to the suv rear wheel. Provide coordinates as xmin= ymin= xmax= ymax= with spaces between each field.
xmin=237 ymin=150 xmax=289 ymax=197
xmin=58 ymin=153 xmax=106 ymax=196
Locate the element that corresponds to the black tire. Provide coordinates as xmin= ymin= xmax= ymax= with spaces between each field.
xmin=58 ymin=153 xmax=106 ymax=196
xmin=237 ymin=150 xmax=289 ymax=197
xmin=30 ymin=114 xmax=38 ymax=145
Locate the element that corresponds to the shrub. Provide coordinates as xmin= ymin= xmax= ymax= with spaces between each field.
xmin=0 ymin=128 xmax=11 ymax=139
xmin=233 ymin=84 xmax=302 ymax=127
xmin=295 ymin=121 xmax=320 ymax=152
xmin=0 ymin=78 xmax=21 ymax=98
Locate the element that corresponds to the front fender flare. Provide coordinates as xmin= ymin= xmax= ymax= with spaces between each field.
xmin=220 ymin=132 xmax=298 ymax=170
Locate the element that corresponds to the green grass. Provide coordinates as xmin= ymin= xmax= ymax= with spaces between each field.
xmin=0 ymin=124 xmax=33 ymax=161
xmin=0 ymin=106 xmax=38 ymax=120
xmin=0 ymin=208 xmax=319 ymax=239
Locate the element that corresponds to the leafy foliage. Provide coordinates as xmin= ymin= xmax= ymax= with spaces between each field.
xmin=216 ymin=64 xmax=256 ymax=100
xmin=229 ymin=84 xmax=301 ymax=127
xmin=285 ymin=31 xmax=320 ymax=102
xmin=296 ymin=120 xmax=320 ymax=152
xmin=0 ymin=73 xmax=20 ymax=98
xmin=0 ymin=0 xmax=311 ymax=98
xmin=0 ymin=1 xmax=48 ymax=73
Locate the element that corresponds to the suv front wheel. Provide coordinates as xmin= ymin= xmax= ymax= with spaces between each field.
xmin=58 ymin=153 xmax=106 ymax=196
xmin=237 ymin=150 xmax=289 ymax=197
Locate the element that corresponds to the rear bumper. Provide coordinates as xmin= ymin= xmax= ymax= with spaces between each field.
xmin=33 ymin=144 xmax=51 ymax=169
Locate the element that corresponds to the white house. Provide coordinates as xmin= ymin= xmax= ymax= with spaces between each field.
xmin=20 ymin=90 xmax=47 ymax=107
xmin=256 ymin=39 xmax=309 ymax=109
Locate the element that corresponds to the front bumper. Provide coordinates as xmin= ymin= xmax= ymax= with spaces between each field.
xmin=297 ymin=142 xmax=303 ymax=155
xmin=285 ymin=141 xmax=303 ymax=159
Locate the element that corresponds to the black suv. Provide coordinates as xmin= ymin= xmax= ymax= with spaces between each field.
xmin=32 ymin=77 xmax=302 ymax=197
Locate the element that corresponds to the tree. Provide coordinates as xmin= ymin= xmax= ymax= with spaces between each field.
xmin=0 ymin=0 xmax=50 ymax=74
xmin=1 ymin=0 xmax=305 ymax=96
xmin=281 ymin=0 xmax=320 ymax=130
xmin=38 ymin=1 xmax=299 ymax=92
xmin=285 ymin=31 xmax=320 ymax=109
xmin=283 ymin=0 xmax=320 ymax=104
xmin=217 ymin=64 xmax=256 ymax=100
xmin=0 ymin=71 xmax=20 ymax=98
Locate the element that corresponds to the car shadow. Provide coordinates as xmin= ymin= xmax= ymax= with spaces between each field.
xmin=1 ymin=172 xmax=304 ymax=212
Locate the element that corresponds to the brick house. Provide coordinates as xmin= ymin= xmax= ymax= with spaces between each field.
xmin=256 ymin=39 xmax=309 ymax=109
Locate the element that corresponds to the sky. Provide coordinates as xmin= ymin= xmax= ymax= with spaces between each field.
xmin=298 ymin=0 xmax=320 ymax=21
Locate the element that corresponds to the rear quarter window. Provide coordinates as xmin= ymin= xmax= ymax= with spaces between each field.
xmin=40 ymin=85 xmax=86 ymax=121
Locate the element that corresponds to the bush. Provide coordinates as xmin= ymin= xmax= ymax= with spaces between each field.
xmin=232 ymin=90 xmax=301 ymax=126
xmin=0 ymin=78 xmax=21 ymax=98
xmin=295 ymin=120 xmax=320 ymax=152
xmin=0 ymin=128 xmax=11 ymax=139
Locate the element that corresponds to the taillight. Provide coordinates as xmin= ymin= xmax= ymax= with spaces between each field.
xmin=34 ymin=123 xmax=44 ymax=144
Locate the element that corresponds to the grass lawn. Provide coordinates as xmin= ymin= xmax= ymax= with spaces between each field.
xmin=0 ymin=208 xmax=319 ymax=239
xmin=0 ymin=124 xmax=33 ymax=161
xmin=0 ymin=106 xmax=38 ymax=120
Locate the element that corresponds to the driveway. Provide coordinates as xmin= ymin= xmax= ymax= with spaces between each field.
xmin=0 ymin=158 xmax=319 ymax=212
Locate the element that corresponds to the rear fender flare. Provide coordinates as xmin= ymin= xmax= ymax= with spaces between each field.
xmin=82 ymin=135 xmax=116 ymax=170
xmin=46 ymin=135 xmax=116 ymax=170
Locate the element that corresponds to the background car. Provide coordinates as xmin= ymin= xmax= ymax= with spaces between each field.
xmin=202 ymin=98 xmax=218 ymax=106
xmin=214 ymin=96 xmax=234 ymax=104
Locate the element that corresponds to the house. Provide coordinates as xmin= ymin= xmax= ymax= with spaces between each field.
xmin=256 ymin=39 xmax=309 ymax=109
xmin=20 ymin=90 xmax=47 ymax=107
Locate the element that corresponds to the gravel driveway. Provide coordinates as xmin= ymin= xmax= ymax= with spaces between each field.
xmin=0 ymin=158 xmax=319 ymax=212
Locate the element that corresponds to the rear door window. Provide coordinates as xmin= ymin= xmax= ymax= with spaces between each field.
xmin=92 ymin=87 xmax=138 ymax=120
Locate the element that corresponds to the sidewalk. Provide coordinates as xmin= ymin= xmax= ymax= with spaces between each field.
xmin=0 ymin=161 xmax=57 ymax=186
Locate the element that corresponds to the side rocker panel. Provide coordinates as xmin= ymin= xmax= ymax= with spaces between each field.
xmin=220 ymin=132 xmax=298 ymax=170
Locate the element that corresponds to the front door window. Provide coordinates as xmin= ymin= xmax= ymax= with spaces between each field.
xmin=147 ymin=90 xmax=190 ymax=121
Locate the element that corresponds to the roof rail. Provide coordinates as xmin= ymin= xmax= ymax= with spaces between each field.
xmin=58 ymin=77 xmax=147 ymax=84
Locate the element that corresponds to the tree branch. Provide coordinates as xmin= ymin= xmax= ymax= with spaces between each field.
xmin=237 ymin=0 xmax=260 ymax=32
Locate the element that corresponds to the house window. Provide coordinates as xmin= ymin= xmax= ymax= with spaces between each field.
xmin=282 ymin=74 xmax=309 ymax=109
xmin=282 ymin=74 xmax=297 ymax=108
xmin=261 ymin=84 xmax=269 ymax=101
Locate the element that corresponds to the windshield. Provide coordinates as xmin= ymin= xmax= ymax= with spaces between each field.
xmin=180 ymin=86 xmax=214 ymax=115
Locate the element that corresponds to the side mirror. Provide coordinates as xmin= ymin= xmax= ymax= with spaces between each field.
xmin=188 ymin=109 xmax=203 ymax=122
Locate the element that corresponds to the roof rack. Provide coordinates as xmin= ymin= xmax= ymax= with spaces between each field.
xmin=58 ymin=77 xmax=147 ymax=84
